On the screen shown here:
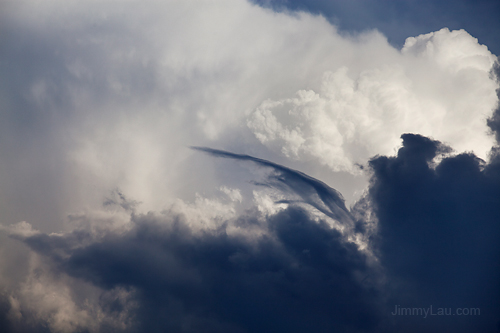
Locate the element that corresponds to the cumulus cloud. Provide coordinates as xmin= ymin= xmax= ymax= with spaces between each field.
xmin=1 ymin=0 xmax=500 ymax=332
xmin=2 ymin=0 xmax=497 ymax=232
xmin=248 ymin=28 xmax=498 ymax=172
xmin=0 ymin=0 xmax=371 ymax=229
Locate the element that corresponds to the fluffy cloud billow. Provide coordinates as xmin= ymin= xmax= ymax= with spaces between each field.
xmin=248 ymin=28 xmax=498 ymax=172
xmin=0 ymin=0 xmax=499 ymax=332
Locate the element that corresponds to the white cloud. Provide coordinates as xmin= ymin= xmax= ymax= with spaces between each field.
xmin=248 ymin=28 xmax=498 ymax=172
xmin=3 ymin=1 xmax=496 ymax=228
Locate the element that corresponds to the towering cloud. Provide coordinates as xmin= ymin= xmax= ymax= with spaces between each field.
xmin=248 ymin=28 xmax=498 ymax=172
xmin=0 ymin=0 xmax=499 ymax=332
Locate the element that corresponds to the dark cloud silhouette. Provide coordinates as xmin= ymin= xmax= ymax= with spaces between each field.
xmin=369 ymin=133 xmax=500 ymax=332
xmin=14 ymin=205 xmax=384 ymax=333
xmin=195 ymin=141 xmax=500 ymax=331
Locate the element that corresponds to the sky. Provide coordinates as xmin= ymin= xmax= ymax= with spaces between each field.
xmin=0 ymin=0 xmax=499 ymax=332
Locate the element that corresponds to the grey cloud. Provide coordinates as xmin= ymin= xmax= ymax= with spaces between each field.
xmin=5 ymin=136 xmax=500 ymax=332
xmin=487 ymin=61 xmax=500 ymax=143
xmin=1 ymin=1 xmax=499 ymax=331
xmin=12 ymin=204 xmax=384 ymax=333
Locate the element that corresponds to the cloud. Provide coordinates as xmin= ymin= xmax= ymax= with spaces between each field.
xmin=251 ymin=0 xmax=500 ymax=56
xmin=2 ymin=0 xmax=497 ymax=233
xmin=487 ymin=62 xmax=500 ymax=143
xmin=368 ymin=133 xmax=500 ymax=332
xmin=189 ymin=137 xmax=500 ymax=332
xmin=191 ymin=146 xmax=354 ymax=227
xmin=0 ymin=0 xmax=374 ymax=229
xmin=6 ymin=202 xmax=384 ymax=333
xmin=247 ymin=28 xmax=498 ymax=172
xmin=1 ymin=0 xmax=500 ymax=332
xmin=2 ymin=136 xmax=500 ymax=332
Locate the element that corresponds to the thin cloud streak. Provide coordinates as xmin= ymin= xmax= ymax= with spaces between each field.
xmin=191 ymin=146 xmax=354 ymax=227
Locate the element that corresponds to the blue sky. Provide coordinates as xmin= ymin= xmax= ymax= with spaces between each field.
xmin=0 ymin=1 xmax=499 ymax=332
xmin=253 ymin=0 xmax=500 ymax=55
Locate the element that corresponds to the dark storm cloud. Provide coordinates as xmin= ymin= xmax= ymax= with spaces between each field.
xmin=368 ymin=134 xmax=500 ymax=332
xmin=252 ymin=0 xmax=500 ymax=55
xmin=14 ymin=205 xmax=384 ymax=333
xmin=191 ymin=146 xmax=354 ymax=227
xmin=6 ymin=137 xmax=500 ymax=332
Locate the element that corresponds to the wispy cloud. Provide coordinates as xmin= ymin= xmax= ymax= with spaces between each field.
xmin=191 ymin=146 xmax=354 ymax=226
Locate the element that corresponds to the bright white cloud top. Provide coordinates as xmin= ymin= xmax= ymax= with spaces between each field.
xmin=0 ymin=0 xmax=499 ymax=331
xmin=2 ymin=0 xmax=497 ymax=225
xmin=248 ymin=28 xmax=498 ymax=172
